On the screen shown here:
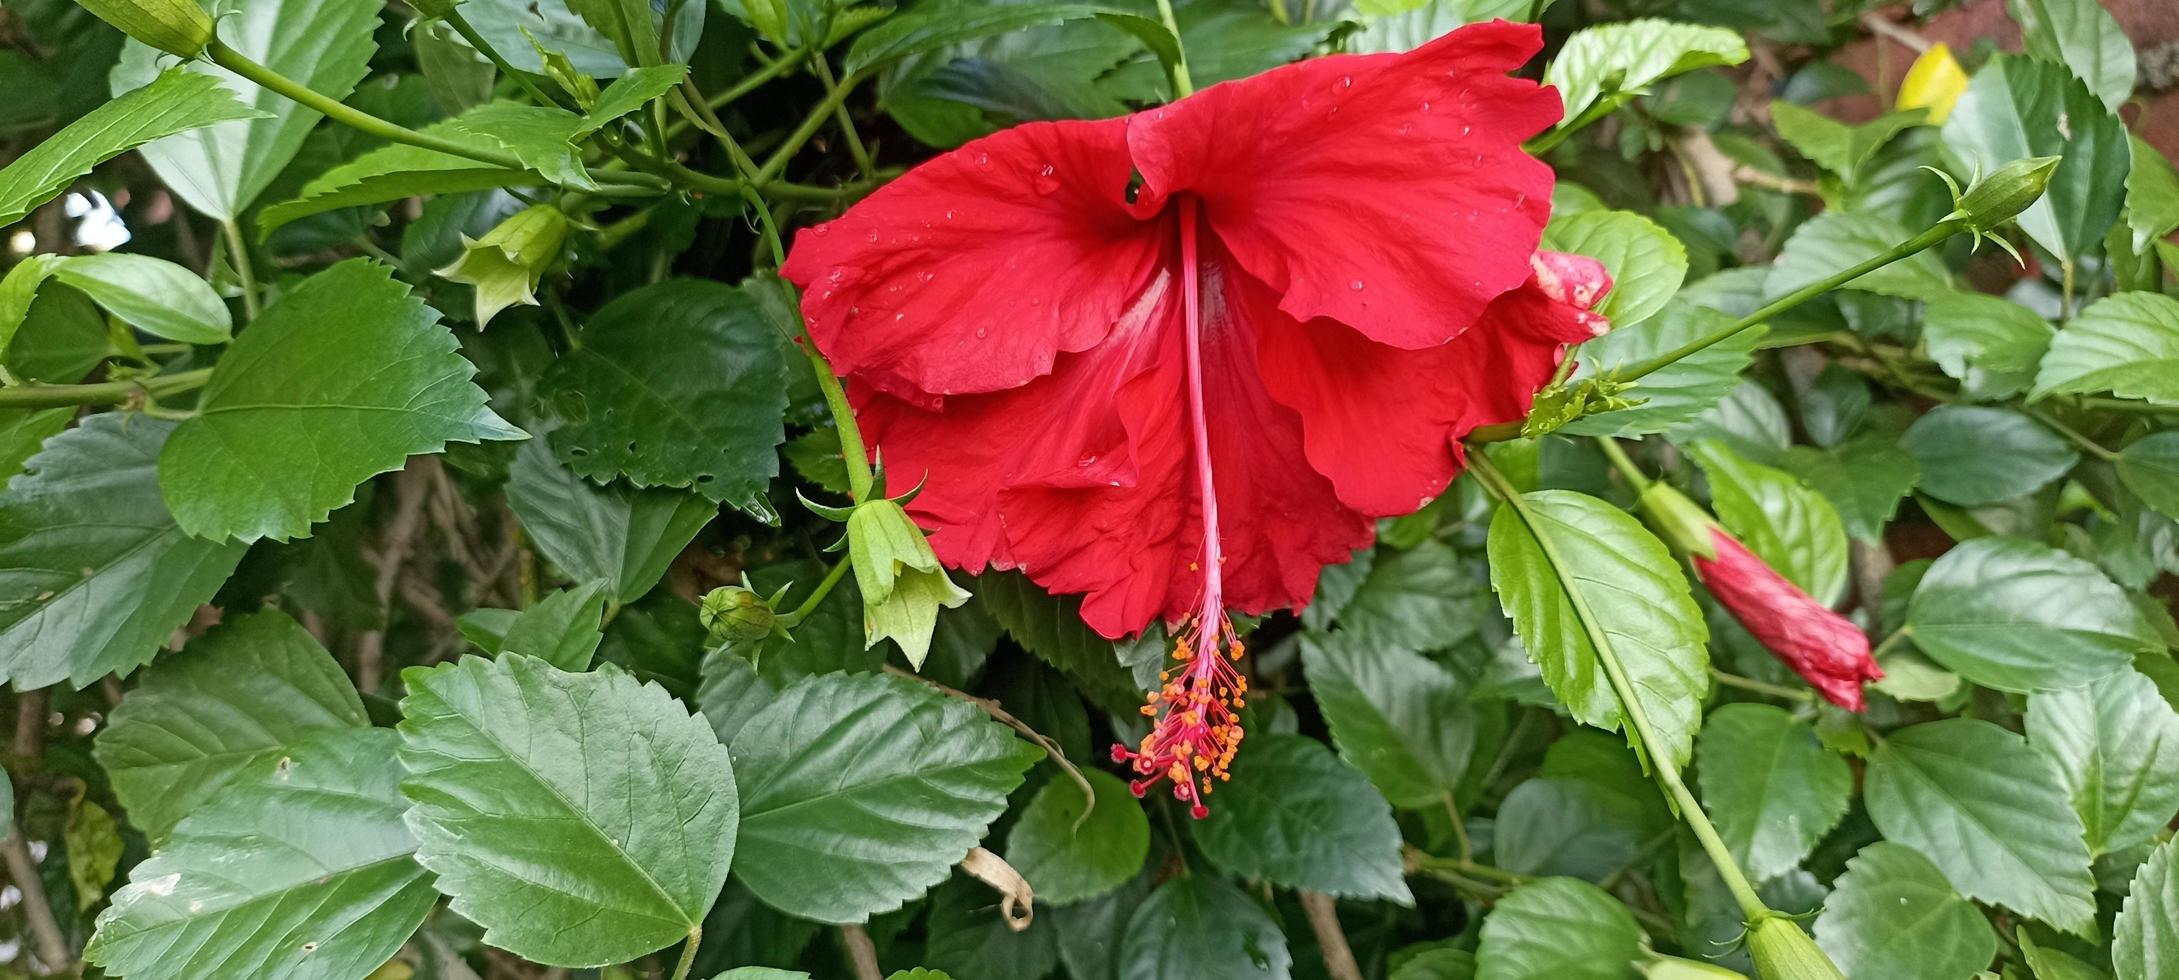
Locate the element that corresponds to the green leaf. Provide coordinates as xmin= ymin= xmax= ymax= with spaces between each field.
xmin=397 ymin=654 xmax=737 ymax=966
xmin=1922 ymin=290 xmax=2054 ymax=400
xmin=0 ymin=414 xmax=246 ymax=690
xmin=1300 ymin=630 xmax=1473 ymax=808
xmin=1486 ymin=490 xmax=1708 ymax=773
xmin=111 ymin=0 xmax=382 ymax=220
xmin=1003 ymin=769 xmax=1148 ymax=906
xmin=1778 ymin=441 xmax=1920 ymax=543
xmin=2020 ymin=932 xmax=2110 ymax=980
xmin=727 ymin=671 xmax=1039 ymax=923
xmin=1540 ymin=210 xmax=1688 ymax=329
xmin=543 ymin=280 xmax=785 ymax=517
xmin=694 ymin=646 xmax=776 ymax=746
xmin=1191 ymin=733 xmax=1411 ymax=903
xmin=2033 ymin=292 xmax=2179 ymax=405
xmin=847 ymin=3 xmax=1142 ymax=77
xmin=1770 ymin=102 xmax=1924 ymax=177
xmin=2126 ymin=137 xmax=2179 ymax=253
xmin=1689 ymin=440 xmax=1850 ymax=605
xmin=1864 ymin=718 xmax=2097 ymax=932
xmin=1906 ymin=536 xmax=2153 ymax=693
xmin=255 ymin=105 xmax=580 ymax=235
xmin=581 ymin=64 xmax=691 ymax=134
xmin=159 ymin=260 xmax=522 ymax=543
xmin=2116 ymin=838 xmax=2179 ymax=980
xmin=2008 ymin=0 xmax=2135 ymax=112
xmin=976 ymin=571 xmax=1142 ymax=714
xmin=47 ymin=253 xmax=231 ymax=345
xmin=1900 ymin=406 xmax=2077 ymax=506
xmin=924 ymin=874 xmax=1059 ymax=980
xmin=1476 ymin=877 xmax=1642 ymax=980
xmin=85 ymin=729 xmax=438 ymax=980
xmin=1119 ymin=875 xmax=1291 ymax=980
xmin=0 ymin=67 xmax=261 ymax=226
xmin=1333 ymin=540 xmax=1489 ymax=651
xmin=1766 ymin=212 xmax=1952 ymax=301
xmin=2119 ymin=432 xmax=2179 ymax=521
xmin=1544 ymin=19 xmax=1747 ymax=131
xmin=1694 ymin=703 xmax=1850 ymax=881
xmin=506 ymin=438 xmax=715 ymax=604
xmin=1491 ymin=777 xmax=1641 ymax=880
xmin=1561 ymin=300 xmax=1765 ymax=438
xmin=1941 ymin=54 xmax=2131 ymax=263
xmin=1812 ymin=841 xmax=1998 ymax=980
xmin=2026 ymin=668 xmax=2179 ymax=856
xmin=93 ymin=610 xmax=366 ymax=839
xmin=492 ymin=580 xmax=611 ymax=671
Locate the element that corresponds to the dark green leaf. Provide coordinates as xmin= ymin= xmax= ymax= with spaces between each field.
xmin=255 ymin=105 xmax=572 ymax=235
xmin=2008 ymin=0 xmax=2135 ymax=111
xmin=28 ymin=253 xmax=231 ymax=346
xmin=2126 ymin=137 xmax=2179 ymax=254
xmin=1923 ymin=290 xmax=2053 ymax=400
xmin=1476 ymin=877 xmax=1642 ymax=980
xmin=1486 ymin=490 xmax=1708 ymax=772
xmin=493 ymin=580 xmax=611 ymax=670
xmin=976 ymin=571 xmax=1142 ymax=714
xmin=2026 ymin=668 xmax=2179 ymax=855
xmin=1544 ymin=19 xmax=1747 ymax=131
xmin=1941 ymin=54 xmax=2131 ymax=263
xmin=924 ymin=875 xmax=1059 ymax=980
xmin=111 ymin=0 xmax=382 ymax=220
xmin=1766 ymin=212 xmax=1952 ymax=301
xmin=1491 ymin=777 xmax=1641 ymax=881
xmin=93 ymin=610 xmax=366 ymax=839
xmin=1695 ymin=703 xmax=1850 ymax=881
xmin=0 ymin=415 xmax=246 ymax=690
xmin=1300 ymin=630 xmax=1473 ymax=808
xmin=582 ymin=65 xmax=691 ymax=134
xmin=0 ymin=68 xmax=261 ymax=226
xmin=1779 ymin=440 xmax=1920 ymax=543
xmin=159 ymin=260 xmax=523 ymax=543
xmin=398 ymin=655 xmax=737 ymax=966
xmin=1003 ymin=769 xmax=1148 ymax=906
xmin=1907 ymin=536 xmax=2153 ymax=693
xmin=1812 ymin=841 xmax=1997 ymax=980
xmin=727 ymin=671 xmax=1039 ymax=923
xmin=2033 ymin=292 xmax=2179 ymax=406
xmin=543 ymin=280 xmax=786 ymax=517
xmin=1334 ymin=540 xmax=1489 ymax=652
xmin=2119 ymin=432 xmax=2179 ymax=521
xmin=85 ymin=729 xmax=438 ymax=980
xmin=1191 ymin=734 xmax=1411 ymax=903
xmin=1900 ymin=406 xmax=2077 ymax=506
xmin=694 ymin=646 xmax=776 ymax=746
xmin=1118 ymin=875 xmax=1291 ymax=980
xmin=1563 ymin=301 xmax=1764 ymax=437
xmin=1864 ymin=718 xmax=2097 ymax=932
xmin=1770 ymin=102 xmax=1924 ymax=177
xmin=848 ymin=3 xmax=1144 ymax=77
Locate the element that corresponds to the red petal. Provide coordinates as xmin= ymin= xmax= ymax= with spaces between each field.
xmin=1126 ymin=21 xmax=1560 ymax=351
xmin=1694 ymin=531 xmax=1882 ymax=711
xmin=1256 ymin=251 xmax=1610 ymax=515
xmin=782 ymin=118 xmax=1164 ymax=397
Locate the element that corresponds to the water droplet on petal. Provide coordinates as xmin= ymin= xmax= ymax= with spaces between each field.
xmin=944 ymin=209 xmax=955 ymax=220
xmin=975 ymin=327 xmax=987 ymax=338
xmin=1077 ymin=454 xmax=1097 ymax=467
xmin=1420 ymin=101 xmax=1432 ymax=112
xmin=1397 ymin=122 xmax=1413 ymax=135
xmin=919 ymin=271 xmax=936 ymax=283
xmin=865 ymin=231 xmax=879 ymax=244
xmin=1460 ymin=124 xmax=1472 ymax=136
xmin=1033 ymin=163 xmax=1060 ymax=195
xmin=827 ymin=269 xmax=845 ymax=284
xmin=975 ymin=152 xmax=991 ymax=167
xmin=1349 ymin=279 xmax=1364 ymax=291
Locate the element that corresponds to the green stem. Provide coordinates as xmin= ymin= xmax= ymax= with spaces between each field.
xmin=668 ymin=927 xmax=701 ymax=980
xmin=1154 ymin=0 xmax=1196 ymax=97
xmin=1266 ymin=0 xmax=1290 ymax=24
xmin=780 ymin=557 xmax=853 ymax=628
xmin=1526 ymin=100 xmax=1616 ymax=156
xmin=221 ymin=219 xmax=259 ymax=321
xmin=2024 ymin=407 xmax=2119 ymax=463
xmin=1710 ymin=668 xmax=1815 ymax=703
xmin=811 ymin=58 xmax=876 ymax=179
xmin=0 ymin=367 xmax=213 ymax=408
xmin=1618 ymin=220 xmax=1965 ymax=384
xmin=1466 ymin=450 xmax=1771 ymax=922
xmin=1442 ymin=793 xmax=1472 ymax=863
xmin=439 ymin=8 xmax=562 ymax=107
xmin=753 ymin=69 xmax=864 ymax=188
xmin=812 ymin=349 xmax=874 ymax=501
xmin=1593 ymin=437 xmax=1651 ymax=494
xmin=208 ymin=40 xmax=531 ymax=172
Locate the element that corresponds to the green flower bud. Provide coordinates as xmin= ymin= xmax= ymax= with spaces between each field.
xmin=700 ymin=586 xmax=776 ymax=644
xmin=1635 ymin=481 xmax=1723 ymax=559
xmin=846 ymin=498 xmax=969 ymax=668
xmin=434 ymin=204 xmax=568 ymax=327
xmin=1950 ymin=156 xmax=2060 ymax=234
xmin=78 ymin=0 xmax=215 ymax=58
xmin=1640 ymin=954 xmax=1749 ymax=979
xmin=1745 ymin=915 xmax=1845 ymax=980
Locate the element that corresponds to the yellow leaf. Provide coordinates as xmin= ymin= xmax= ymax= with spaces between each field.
xmin=1898 ymin=43 xmax=1968 ymax=123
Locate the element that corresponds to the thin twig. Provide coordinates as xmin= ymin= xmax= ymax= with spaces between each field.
xmin=1299 ymin=891 xmax=1363 ymax=980
xmin=0 ymin=830 xmax=70 ymax=972
xmin=354 ymin=461 xmax=436 ymax=693
xmin=1858 ymin=11 xmax=1933 ymax=54
xmin=839 ymin=924 xmax=882 ymax=980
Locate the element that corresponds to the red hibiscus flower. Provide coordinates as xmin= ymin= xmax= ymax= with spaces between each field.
xmin=783 ymin=21 xmax=1611 ymax=813
xmin=1693 ymin=530 xmax=1883 ymax=711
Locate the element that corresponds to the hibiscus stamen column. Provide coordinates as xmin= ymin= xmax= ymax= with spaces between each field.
xmin=1112 ymin=198 xmax=1247 ymax=819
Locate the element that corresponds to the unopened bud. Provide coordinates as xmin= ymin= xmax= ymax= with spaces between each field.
xmin=434 ymin=204 xmax=568 ymax=327
xmin=700 ymin=586 xmax=776 ymax=644
xmin=1746 ymin=915 xmax=1845 ymax=980
xmin=1640 ymin=954 xmax=1749 ymax=979
xmin=1951 ymin=156 xmax=2060 ymax=234
xmin=1635 ymin=481 xmax=1722 ymax=559
xmin=847 ymin=498 xmax=969 ymax=668
xmin=79 ymin=0 xmax=215 ymax=58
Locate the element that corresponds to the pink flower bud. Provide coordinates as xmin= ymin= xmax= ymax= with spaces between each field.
xmin=1692 ymin=529 xmax=1881 ymax=711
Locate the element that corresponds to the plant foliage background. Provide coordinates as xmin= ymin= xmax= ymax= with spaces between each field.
xmin=0 ymin=0 xmax=2175 ymax=977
